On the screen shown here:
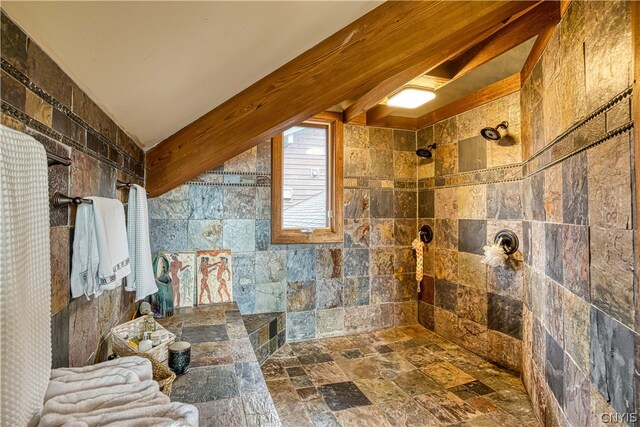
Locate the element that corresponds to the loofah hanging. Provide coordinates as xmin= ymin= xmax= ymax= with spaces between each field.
xmin=481 ymin=237 xmax=508 ymax=268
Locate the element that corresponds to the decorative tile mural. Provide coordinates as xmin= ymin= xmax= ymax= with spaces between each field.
xmin=196 ymin=250 xmax=233 ymax=305
xmin=155 ymin=252 xmax=196 ymax=308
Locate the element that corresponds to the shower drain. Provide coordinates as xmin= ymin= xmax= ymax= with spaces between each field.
xmin=380 ymin=369 xmax=398 ymax=380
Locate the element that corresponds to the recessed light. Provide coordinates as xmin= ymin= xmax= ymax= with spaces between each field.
xmin=386 ymin=87 xmax=436 ymax=109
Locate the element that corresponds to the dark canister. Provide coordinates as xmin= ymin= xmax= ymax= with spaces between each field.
xmin=168 ymin=341 xmax=191 ymax=374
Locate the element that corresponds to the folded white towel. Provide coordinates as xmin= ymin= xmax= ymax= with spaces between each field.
xmin=125 ymin=184 xmax=157 ymax=301
xmin=89 ymin=197 xmax=131 ymax=290
xmin=40 ymin=402 xmax=198 ymax=427
xmin=50 ymin=356 xmax=152 ymax=382
xmin=42 ymin=380 xmax=164 ymax=417
xmin=45 ymin=368 xmax=140 ymax=401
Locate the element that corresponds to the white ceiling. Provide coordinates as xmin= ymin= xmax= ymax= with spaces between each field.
xmin=2 ymin=1 xmax=381 ymax=149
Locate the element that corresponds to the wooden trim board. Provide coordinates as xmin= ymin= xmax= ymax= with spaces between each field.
xmin=416 ymin=73 xmax=521 ymax=129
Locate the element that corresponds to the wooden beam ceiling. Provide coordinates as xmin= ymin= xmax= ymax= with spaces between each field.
xmin=341 ymin=17 xmax=504 ymax=125
xmin=146 ymin=1 xmax=536 ymax=196
xmin=428 ymin=0 xmax=560 ymax=84
xmin=416 ymin=73 xmax=521 ymax=129
xmin=345 ymin=0 xmax=559 ymax=129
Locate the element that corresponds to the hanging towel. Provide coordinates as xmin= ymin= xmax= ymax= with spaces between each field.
xmin=0 ymin=125 xmax=52 ymax=426
xmin=125 ymin=184 xmax=158 ymax=301
xmin=412 ymin=237 xmax=424 ymax=292
xmin=89 ymin=197 xmax=131 ymax=290
xmin=70 ymin=203 xmax=100 ymax=298
xmin=71 ymin=197 xmax=130 ymax=298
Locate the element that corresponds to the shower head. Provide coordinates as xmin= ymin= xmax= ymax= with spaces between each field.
xmin=481 ymin=121 xmax=509 ymax=141
xmin=416 ymin=143 xmax=437 ymax=158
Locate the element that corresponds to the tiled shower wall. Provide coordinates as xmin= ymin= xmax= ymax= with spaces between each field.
xmin=416 ymin=92 xmax=525 ymax=372
xmin=148 ymin=126 xmax=419 ymax=342
xmin=1 ymin=12 xmax=145 ymax=367
xmin=520 ymin=0 xmax=638 ymax=425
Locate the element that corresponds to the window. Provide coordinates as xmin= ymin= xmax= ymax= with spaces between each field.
xmin=271 ymin=112 xmax=343 ymax=243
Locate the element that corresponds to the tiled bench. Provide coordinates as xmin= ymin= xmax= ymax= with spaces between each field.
xmin=157 ymin=303 xmax=281 ymax=426
xmin=242 ymin=312 xmax=286 ymax=364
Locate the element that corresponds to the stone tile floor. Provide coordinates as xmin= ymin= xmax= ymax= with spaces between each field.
xmin=262 ymin=324 xmax=539 ymax=426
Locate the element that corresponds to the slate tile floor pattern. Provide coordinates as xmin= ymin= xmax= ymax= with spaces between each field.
xmin=263 ymin=325 xmax=539 ymax=426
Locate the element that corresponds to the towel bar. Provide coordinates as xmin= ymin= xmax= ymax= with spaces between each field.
xmin=47 ymin=152 xmax=71 ymax=167
xmin=117 ymin=180 xmax=150 ymax=197
xmin=116 ymin=180 xmax=133 ymax=190
xmin=51 ymin=192 xmax=93 ymax=208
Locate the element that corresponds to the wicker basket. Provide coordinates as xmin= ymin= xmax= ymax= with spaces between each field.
xmin=111 ymin=316 xmax=176 ymax=363
xmin=135 ymin=352 xmax=176 ymax=396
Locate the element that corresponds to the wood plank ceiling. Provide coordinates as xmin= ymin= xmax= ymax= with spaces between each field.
xmin=147 ymin=0 xmax=557 ymax=196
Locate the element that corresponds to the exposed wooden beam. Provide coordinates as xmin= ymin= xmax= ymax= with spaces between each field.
xmin=367 ymin=105 xmax=400 ymax=125
xmin=368 ymin=0 xmax=559 ymax=129
xmin=367 ymin=115 xmax=418 ymax=131
xmin=344 ymin=0 xmax=557 ymax=128
xmin=340 ymin=2 xmax=541 ymax=126
xmin=520 ymin=25 xmax=557 ymax=83
xmin=147 ymin=1 xmax=536 ymax=196
xmin=349 ymin=113 xmax=367 ymax=127
xmin=631 ymin=0 xmax=640 ymax=313
xmin=431 ymin=0 xmax=560 ymax=82
xmin=416 ymin=73 xmax=521 ymax=129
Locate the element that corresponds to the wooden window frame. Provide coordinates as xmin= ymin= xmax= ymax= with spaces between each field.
xmin=271 ymin=111 xmax=343 ymax=244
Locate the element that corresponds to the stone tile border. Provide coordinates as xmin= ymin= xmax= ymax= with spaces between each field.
xmin=1 ymin=58 xmax=144 ymax=179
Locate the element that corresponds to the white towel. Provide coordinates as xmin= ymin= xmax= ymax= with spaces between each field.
xmin=40 ymin=402 xmax=198 ymax=427
xmin=70 ymin=203 xmax=100 ymax=298
xmin=70 ymin=197 xmax=131 ymax=298
xmin=89 ymin=197 xmax=131 ymax=290
xmin=44 ymin=368 xmax=141 ymax=401
xmin=125 ymin=184 xmax=157 ymax=301
xmin=41 ymin=380 xmax=165 ymax=417
xmin=0 ymin=125 xmax=52 ymax=427
xmin=50 ymin=356 xmax=152 ymax=382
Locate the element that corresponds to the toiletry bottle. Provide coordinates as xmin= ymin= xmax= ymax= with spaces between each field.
xmin=138 ymin=332 xmax=153 ymax=352
xmin=144 ymin=313 xmax=156 ymax=333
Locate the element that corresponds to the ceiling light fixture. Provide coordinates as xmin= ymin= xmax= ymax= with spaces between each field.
xmin=386 ymin=87 xmax=436 ymax=109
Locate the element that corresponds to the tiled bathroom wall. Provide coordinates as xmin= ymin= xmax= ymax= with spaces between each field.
xmin=148 ymin=126 xmax=419 ymax=342
xmin=520 ymin=0 xmax=638 ymax=424
xmin=415 ymin=92 xmax=525 ymax=372
xmin=1 ymin=12 xmax=145 ymax=367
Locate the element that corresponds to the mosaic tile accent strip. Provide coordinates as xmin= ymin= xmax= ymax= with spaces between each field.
xmin=1 ymin=59 xmax=144 ymax=179
xmin=523 ymin=87 xmax=633 ymax=178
